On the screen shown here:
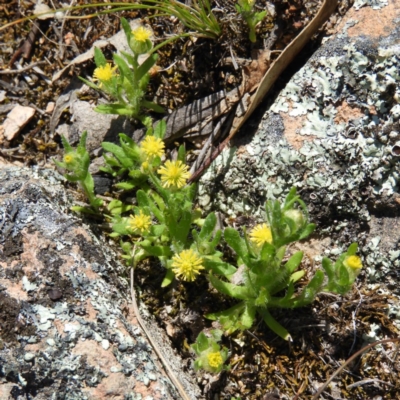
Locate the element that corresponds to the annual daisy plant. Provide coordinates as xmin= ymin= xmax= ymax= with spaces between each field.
xmin=57 ymin=127 xmax=363 ymax=375
xmin=79 ymin=18 xmax=164 ymax=121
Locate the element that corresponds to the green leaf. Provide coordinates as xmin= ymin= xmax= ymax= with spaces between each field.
xmin=208 ymin=274 xmax=251 ymax=300
xmin=321 ymin=257 xmax=335 ymax=281
xmin=141 ymin=100 xmax=165 ymax=114
xmin=95 ymin=103 xmax=135 ymax=116
xmin=194 ymin=332 xmax=210 ymax=353
xmin=120 ymin=50 xmax=137 ymax=69
xmin=224 ymin=228 xmax=247 ymax=260
xmin=177 ymin=144 xmax=186 ymax=163
xmin=136 ymin=54 xmax=157 ymax=82
xmin=199 ymin=212 xmax=217 ymax=240
xmin=284 ymin=251 xmax=304 ymax=273
xmin=136 ymin=190 xmax=150 ymax=207
xmin=150 ymin=224 xmax=166 ymax=237
xmin=298 ymin=223 xmax=316 ymax=240
xmin=203 ymin=259 xmax=237 ymax=276
xmin=161 ymin=268 xmax=175 ymax=287
xmin=154 ymin=119 xmax=166 ymax=139
xmin=141 ymin=245 xmax=173 ymax=257
xmin=120 ymin=17 xmax=132 ymax=43
xmin=259 ymin=242 xmax=275 ymax=262
xmin=113 ymin=53 xmax=136 ymax=85
xmin=346 ymin=242 xmax=358 ymax=256
xmin=290 ymin=270 xmax=305 ymax=283
xmin=102 ymin=142 xmax=134 ymax=168
xmin=259 ymin=309 xmax=292 ymax=341
xmin=78 ymin=76 xmax=101 ymax=91
xmin=119 ymin=134 xmax=141 ymax=163
xmin=115 ymin=182 xmax=136 ymax=190
xmin=94 ymin=47 xmax=107 ymax=67
xmin=240 ymin=303 xmax=256 ymax=330
xmin=284 ymin=187 xmax=298 ymax=209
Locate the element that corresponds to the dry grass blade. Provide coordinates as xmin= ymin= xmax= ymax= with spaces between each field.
xmin=310 ymin=338 xmax=400 ymax=400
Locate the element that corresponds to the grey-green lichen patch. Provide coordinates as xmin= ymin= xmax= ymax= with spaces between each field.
xmin=200 ymin=27 xmax=400 ymax=211
xmin=354 ymin=0 xmax=388 ymax=10
xmin=0 ymin=167 xmax=200 ymax=400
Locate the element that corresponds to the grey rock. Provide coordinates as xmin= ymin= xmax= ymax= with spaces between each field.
xmin=0 ymin=166 xmax=201 ymax=399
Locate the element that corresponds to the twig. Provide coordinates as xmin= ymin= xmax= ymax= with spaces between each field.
xmin=129 ymin=249 xmax=192 ymax=400
xmin=346 ymin=378 xmax=395 ymax=389
xmin=0 ymin=61 xmax=47 ymax=75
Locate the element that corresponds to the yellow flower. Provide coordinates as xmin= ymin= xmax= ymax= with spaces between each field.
xmin=344 ymin=255 xmax=363 ymax=270
xmin=141 ymin=161 xmax=150 ymax=172
xmin=207 ymin=352 xmax=223 ymax=369
xmin=250 ymin=223 xmax=273 ymax=246
xmin=93 ymin=63 xmax=116 ymax=83
xmin=157 ymin=160 xmax=191 ymax=189
xmin=63 ymin=154 xmax=74 ymax=164
xmin=171 ymin=249 xmax=204 ymax=282
xmin=128 ymin=210 xmax=151 ymax=235
xmin=132 ymin=26 xmax=152 ymax=42
xmin=141 ymin=136 xmax=165 ymax=160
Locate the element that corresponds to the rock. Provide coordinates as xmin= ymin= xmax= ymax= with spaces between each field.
xmin=0 ymin=105 xmax=35 ymax=142
xmin=199 ymin=1 xmax=400 ymax=303
xmin=0 ymin=166 xmax=201 ymax=399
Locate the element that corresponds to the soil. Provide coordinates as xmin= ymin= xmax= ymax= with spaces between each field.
xmin=1 ymin=1 xmax=400 ymax=399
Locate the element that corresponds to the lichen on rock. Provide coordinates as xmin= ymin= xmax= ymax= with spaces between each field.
xmin=0 ymin=166 xmax=200 ymax=399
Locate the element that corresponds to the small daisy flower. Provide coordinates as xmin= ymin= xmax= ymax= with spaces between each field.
xmin=250 ymin=223 xmax=273 ymax=246
xmin=132 ymin=26 xmax=152 ymax=42
xmin=344 ymin=255 xmax=363 ymax=270
xmin=157 ymin=160 xmax=191 ymax=189
xmin=128 ymin=210 xmax=151 ymax=235
xmin=207 ymin=352 xmax=223 ymax=369
xmin=93 ymin=63 xmax=116 ymax=83
xmin=63 ymin=154 xmax=74 ymax=164
xmin=141 ymin=136 xmax=165 ymax=160
xmin=171 ymin=249 xmax=204 ymax=282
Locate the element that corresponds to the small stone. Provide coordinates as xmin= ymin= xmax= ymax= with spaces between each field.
xmin=118 ymin=343 xmax=128 ymax=352
xmin=101 ymin=339 xmax=110 ymax=350
xmin=48 ymin=288 xmax=63 ymax=301
xmin=1 ymin=105 xmax=35 ymax=141
xmin=24 ymin=352 xmax=35 ymax=361
xmin=45 ymin=102 xmax=55 ymax=114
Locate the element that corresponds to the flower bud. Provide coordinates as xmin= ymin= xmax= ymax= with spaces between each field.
xmin=284 ymin=209 xmax=305 ymax=230
xmin=129 ymin=27 xmax=153 ymax=55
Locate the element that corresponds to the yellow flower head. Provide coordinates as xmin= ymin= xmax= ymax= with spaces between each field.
xmin=63 ymin=154 xmax=74 ymax=164
xmin=171 ymin=249 xmax=204 ymax=282
xmin=250 ymin=223 xmax=273 ymax=246
xmin=344 ymin=255 xmax=363 ymax=270
xmin=157 ymin=160 xmax=191 ymax=189
xmin=132 ymin=26 xmax=152 ymax=42
xmin=128 ymin=210 xmax=151 ymax=235
xmin=207 ymin=351 xmax=223 ymax=369
xmin=141 ymin=136 xmax=165 ymax=160
xmin=93 ymin=63 xmax=116 ymax=83
xmin=141 ymin=161 xmax=150 ymax=172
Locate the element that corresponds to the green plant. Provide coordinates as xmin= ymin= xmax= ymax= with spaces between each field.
xmin=56 ymin=133 xmax=363 ymax=372
xmin=205 ymin=188 xmax=363 ymax=340
xmin=191 ymin=329 xmax=229 ymax=373
xmin=54 ymin=132 xmax=103 ymax=213
xmin=79 ymin=18 xmax=164 ymax=121
xmin=235 ymin=0 xmax=267 ymax=42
